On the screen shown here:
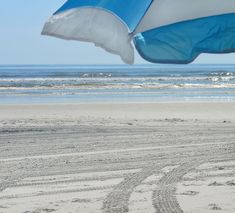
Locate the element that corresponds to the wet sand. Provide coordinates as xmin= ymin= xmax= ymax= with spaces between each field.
xmin=0 ymin=102 xmax=235 ymax=213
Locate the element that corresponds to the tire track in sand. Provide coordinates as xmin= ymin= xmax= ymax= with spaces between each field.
xmin=102 ymin=145 xmax=234 ymax=213
xmin=102 ymin=164 xmax=164 ymax=213
xmin=152 ymin=160 xmax=203 ymax=213
xmin=102 ymin=161 xmax=201 ymax=213
xmin=152 ymin=144 xmax=235 ymax=213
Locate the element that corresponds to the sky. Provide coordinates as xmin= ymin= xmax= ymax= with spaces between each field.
xmin=0 ymin=0 xmax=235 ymax=65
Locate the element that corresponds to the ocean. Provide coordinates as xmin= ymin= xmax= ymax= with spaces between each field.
xmin=0 ymin=64 xmax=235 ymax=104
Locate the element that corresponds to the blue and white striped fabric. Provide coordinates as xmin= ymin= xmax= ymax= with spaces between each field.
xmin=54 ymin=0 xmax=152 ymax=32
xmin=42 ymin=0 xmax=235 ymax=64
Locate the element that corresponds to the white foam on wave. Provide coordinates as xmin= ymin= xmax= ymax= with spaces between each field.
xmin=1 ymin=83 xmax=235 ymax=91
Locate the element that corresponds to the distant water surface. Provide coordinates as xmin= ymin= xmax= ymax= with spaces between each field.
xmin=0 ymin=64 xmax=235 ymax=104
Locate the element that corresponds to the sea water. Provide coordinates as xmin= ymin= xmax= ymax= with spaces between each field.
xmin=0 ymin=64 xmax=235 ymax=104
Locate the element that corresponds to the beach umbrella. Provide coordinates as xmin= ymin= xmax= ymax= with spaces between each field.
xmin=42 ymin=0 xmax=235 ymax=64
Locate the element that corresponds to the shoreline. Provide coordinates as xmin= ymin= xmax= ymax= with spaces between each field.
xmin=0 ymin=101 xmax=235 ymax=121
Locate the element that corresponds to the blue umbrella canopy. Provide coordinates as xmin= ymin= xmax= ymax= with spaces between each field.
xmin=42 ymin=0 xmax=235 ymax=64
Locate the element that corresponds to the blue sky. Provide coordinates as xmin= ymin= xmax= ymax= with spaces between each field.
xmin=0 ymin=0 xmax=235 ymax=65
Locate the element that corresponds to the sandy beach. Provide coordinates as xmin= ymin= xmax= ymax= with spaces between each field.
xmin=0 ymin=102 xmax=235 ymax=213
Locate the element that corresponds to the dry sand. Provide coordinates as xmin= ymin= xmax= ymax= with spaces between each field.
xmin=0 ymin=102 xmax=234 ymax=213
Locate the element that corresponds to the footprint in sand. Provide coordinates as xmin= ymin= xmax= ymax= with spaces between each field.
xmin=209 ymin=203 xmax=222 ymax=211
xmin=208 ymin=181 xmax=224 ymax=186
xmin=226 ymin=180 xmax=235 ymax=186
xmin=180 ymin=190 xmax=199 ymax=196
